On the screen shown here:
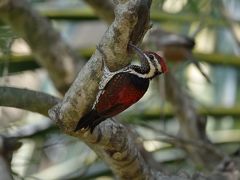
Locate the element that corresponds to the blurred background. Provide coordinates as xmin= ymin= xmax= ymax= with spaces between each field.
xmin=0 ymin=0 xmax=240 ymax=179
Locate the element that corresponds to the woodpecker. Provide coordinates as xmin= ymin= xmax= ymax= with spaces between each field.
xmin=75 ymin=44 xmax=168 ymax=132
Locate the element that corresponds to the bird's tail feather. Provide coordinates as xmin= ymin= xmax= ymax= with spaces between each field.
xmin=74 ymin=110 xmax=103 ymax=133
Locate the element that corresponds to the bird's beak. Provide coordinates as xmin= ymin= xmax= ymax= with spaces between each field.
xmin=128 ymin=43 xmax=147 ymax=60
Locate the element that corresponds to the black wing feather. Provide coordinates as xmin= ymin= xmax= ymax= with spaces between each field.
xmin=75 ymin=110 xmax=102 ymax=132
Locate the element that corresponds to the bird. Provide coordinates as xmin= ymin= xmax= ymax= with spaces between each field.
xmin=74 ymin=43 xmax=168 ymax=133
xmin=147 ymin=28 xmax=211 ymax=83
xmin=148 ymin=28 xmax=195 ymax=61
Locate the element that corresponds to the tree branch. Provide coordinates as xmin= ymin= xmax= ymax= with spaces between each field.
xmin=0 ymin=0 xmax=79 ymax=94
xmin=0 ymin=86 xmax=60 ymax=116
xmin=49 ymin=0 xmax=151 ymax=132
xmin=48 ymin=0 xmax=159 ymax=179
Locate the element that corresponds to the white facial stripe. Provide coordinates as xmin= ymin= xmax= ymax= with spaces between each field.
xmin=126 ymin=54 xmax=156 ymax=78
xmin=153 ymin=56 xmax=162 ymax=72
xmin=145 ymin=54 xmax=156 ymax=78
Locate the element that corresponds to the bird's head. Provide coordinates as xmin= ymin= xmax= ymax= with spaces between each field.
xmin=144 ymin=51 xmax=168 ymax=75
xmin=129 ymin=43 xmax=168 ymax=79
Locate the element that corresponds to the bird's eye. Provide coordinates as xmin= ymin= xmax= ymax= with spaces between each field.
xmin=148 ymin=54 xmax=154 ymax=60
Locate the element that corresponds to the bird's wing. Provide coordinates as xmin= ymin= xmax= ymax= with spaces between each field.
xmin=95 ymin=72 xmax=149 ymax=117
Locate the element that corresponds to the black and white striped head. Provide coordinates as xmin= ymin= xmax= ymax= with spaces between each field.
xmin=129 ymin=44 xmax=168 ymax=79
xmin=143 ymin=51 xmax=168 ymax=79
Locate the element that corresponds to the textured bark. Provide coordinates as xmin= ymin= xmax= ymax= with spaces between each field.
xmin=84 ymin=120 xmax=158 ymax=180
xmin=0 ymin=0 xmax=79 ymax=94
